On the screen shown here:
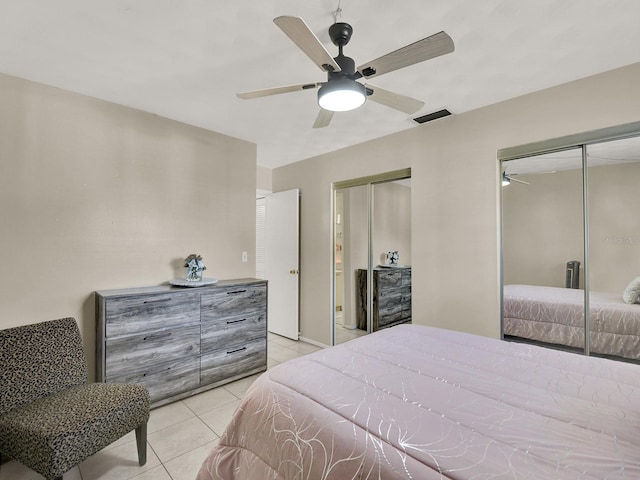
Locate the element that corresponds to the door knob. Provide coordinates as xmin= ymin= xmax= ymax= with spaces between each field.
xmin=289 ymin=269 xmax=299 ymax=275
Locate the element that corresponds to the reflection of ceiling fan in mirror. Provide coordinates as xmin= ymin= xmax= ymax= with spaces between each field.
xmin=237 ymin=16 xmax=455 ymax=128
xmin=502 ymin=172 xmax=529 ymax=186
xmin=502 ymin=169 xmax=559 ymax=186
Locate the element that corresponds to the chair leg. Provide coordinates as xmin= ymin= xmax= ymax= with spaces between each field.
xmin=135 ymin=422 xmax=147 ymax=466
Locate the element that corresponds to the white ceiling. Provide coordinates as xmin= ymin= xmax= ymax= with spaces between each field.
xmin=2 ymin=0 xmax=640 ymax=168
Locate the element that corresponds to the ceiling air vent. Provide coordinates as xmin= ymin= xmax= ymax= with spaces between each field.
xmin=413 ymin=109 xmax=452 ymax=124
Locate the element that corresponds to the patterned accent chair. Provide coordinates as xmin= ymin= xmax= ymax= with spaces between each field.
xmin=0 ymin=317 xmax=150 ymax=480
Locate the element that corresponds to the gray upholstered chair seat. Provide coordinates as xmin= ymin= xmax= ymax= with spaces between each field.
xmin=0 ymin=317 xmax=150 ymax=480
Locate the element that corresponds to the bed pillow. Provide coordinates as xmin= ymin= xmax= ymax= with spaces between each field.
xmin=623 ymin=276 xmax=640 ymax=304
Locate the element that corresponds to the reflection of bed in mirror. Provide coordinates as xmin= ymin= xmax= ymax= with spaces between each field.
xmin=504 ymin=284 xmax=640 ymax=360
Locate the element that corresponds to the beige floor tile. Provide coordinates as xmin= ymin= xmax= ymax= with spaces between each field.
xmin=268 ymin=345 xmax=303 ymax=363
xmin=163 ymin=440 xmax=218 ymax=480
xmin=148 ymin=417 xmax=218 ymax=464
xmin=78 ymin=439 xmax=160 ymax=480
xmin=148 ymin=401 xmax=196 ymax=434
xmin=103 ymin=429 xmax=139 ymax=451
xmin=182 ymin=386 xmax=238 ymax=415
xmin=268 ymin=333 xmax=299 ymax=347
xmin=267 ymin=357 xmax=280 ymax=369
xmin=128 ymin=464 xmax=172 ymax=480
xmin=266 ymin=341 xmax=283 ymax=353
xmin=287 ymin=342 xmax=322 ymax=355
xmin=335 ymin=327 xmax=367 ymax=344
xmin=222 ymin=373 xmax=262 ymax=398
xmin=267 ymin=340 xmax=284 ymax=352
xmin=198 ymin=399 xmax=241 ymax=436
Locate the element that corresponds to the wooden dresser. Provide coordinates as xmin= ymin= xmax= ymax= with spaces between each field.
xmin=356 ymin=267 xmax=411 ymax=331
xmin=96 ymin=278 xmax=267 ymax=407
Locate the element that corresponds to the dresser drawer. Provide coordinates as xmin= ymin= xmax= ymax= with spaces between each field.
xmin=377 ymin=310 xmax=405 ymax=327
xmin=105 ymin=324 xmax=201 ymax=379
xmin=377 ymin=270 xmax=402 ymax=289
xmin=110 ymin=356 xmax=200 ymax=404
xmin=201 ymin=284 xmax=266 ymax=318
xmin=377 ymin=289 xmax=402 ymax=312
xmin=105 ymin=292 xmax=200 ymax=337
xmin=201 ymin=311 xmax=266 ymax=353
xmin=201 ymin=337 xmax=266 ymax=385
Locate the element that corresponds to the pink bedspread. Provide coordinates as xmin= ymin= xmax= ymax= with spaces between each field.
xmin=197 ymin=324 xmax=640 ymax=479
xmin=504 ymin=284 xmax=640 ymax=360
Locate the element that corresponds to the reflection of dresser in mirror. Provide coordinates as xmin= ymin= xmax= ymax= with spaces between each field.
xmin=356 ymin=267 xmax=411 ymax=331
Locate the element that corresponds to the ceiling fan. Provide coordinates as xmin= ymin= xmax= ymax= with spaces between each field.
xmin=237 ymin=16 xmax=455 ymax=128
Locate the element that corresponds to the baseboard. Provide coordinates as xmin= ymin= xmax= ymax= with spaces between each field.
xmin=299 ymin=336 xmax=330 ymax=349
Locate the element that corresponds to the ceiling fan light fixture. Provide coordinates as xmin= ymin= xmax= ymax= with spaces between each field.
xmin=318 ymin=78 xmax=366 ymax=112
xmin=502 ymin=172 xmax=511 ymax=186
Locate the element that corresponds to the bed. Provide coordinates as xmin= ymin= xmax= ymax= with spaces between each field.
xmin=503 ymin=284 xmax=640 ymax=361
xmin=197 ymin=324 xmax=640 ymax=479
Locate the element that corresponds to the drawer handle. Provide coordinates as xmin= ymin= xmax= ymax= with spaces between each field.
xmin=226 ymin=318 xmax=247 ymax=325
xmin=143 ymin=332 xmax=172 ymax=341
xmin=143 ymin=365 xmax=171 ymax=377
xmin=226 ymin=290 xmax=247 ymax=295
xmin=143 ymin=298 xmax=171 ymax=304
xmin=227 ymin=346 xmax=247 ymax=355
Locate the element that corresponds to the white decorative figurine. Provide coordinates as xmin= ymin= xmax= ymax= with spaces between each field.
xmin=387 ymin=251 xmax=399 ymax=265
xmin=185 ymin=254 xmax=206 ymax=281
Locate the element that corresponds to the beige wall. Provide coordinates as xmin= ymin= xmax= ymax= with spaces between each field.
xmin=588 ymin=161 xmax=640 ymax=293
xmin=257 ymin=165 xmax=273 ymax=192
xmin=503 ymin=168 xmax=584 ymax=288
xmin=372 ymin=182 xmax=412 ymax=267
xmin=0 ymin=73 xmax=257 ymax=378
xmin=273 ymin=62 xmax=640 ymax=346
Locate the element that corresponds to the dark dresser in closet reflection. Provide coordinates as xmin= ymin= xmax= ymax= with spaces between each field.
xmin=356 ymin=267 xmax=411 ymax=331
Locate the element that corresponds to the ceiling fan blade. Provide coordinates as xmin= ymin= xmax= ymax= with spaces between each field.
xmin=274 ymin=16 xmax=341 ymax=73
xmin=237 ymin=82 xmax=321 ymax=100
xmin=358 ymin=31 xmax=454 ymax=79
xmin=365 ymin=84 xmax=424 ymax=114
xmin=313 ymin=108 xmax=334 ymax=128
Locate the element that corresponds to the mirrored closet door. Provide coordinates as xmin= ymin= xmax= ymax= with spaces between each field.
xmin=586 ymin=136 xmax=640 ymax=359
xmin=333 ymin=170 xmax=412 ymax=345
xmin=500 ymin=122 xmax=640 ymax=361
xmin=502 ymin=148 xmax=586 ymax=351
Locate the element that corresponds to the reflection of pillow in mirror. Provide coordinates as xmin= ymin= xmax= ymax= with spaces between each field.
xmin=623 ymin=276 xmax=640 ymax=304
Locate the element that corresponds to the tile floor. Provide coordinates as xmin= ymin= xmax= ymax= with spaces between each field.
xmin=0 ymin=333 xmax=322 ymax=480
xmin=334 ymin=314 xmax=367 ymax=345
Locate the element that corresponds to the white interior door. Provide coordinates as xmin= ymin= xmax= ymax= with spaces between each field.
xmin=265 ymin=189 xmax=300 ymax=339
